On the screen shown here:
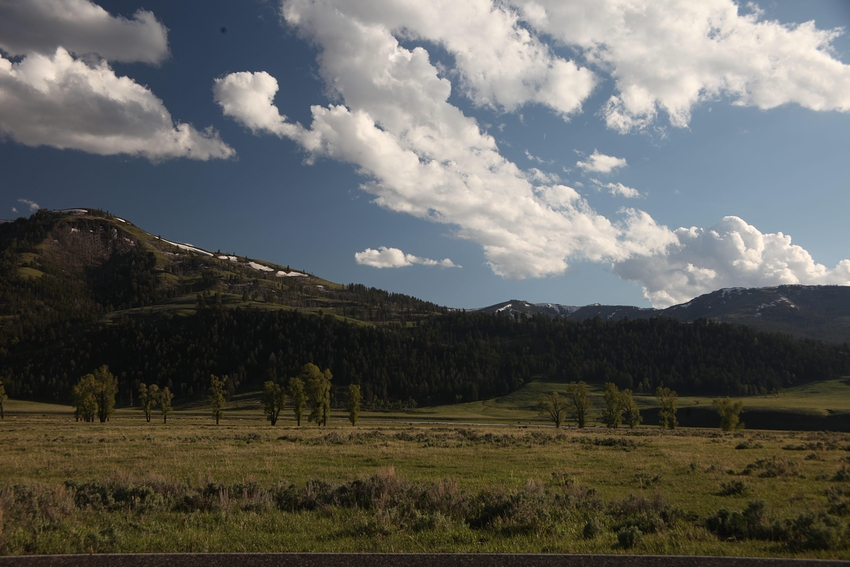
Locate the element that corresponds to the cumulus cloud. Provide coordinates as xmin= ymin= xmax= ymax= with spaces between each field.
xmin=286 ymin=0 xmax=597 ymax=118
xmin=613 ymin=216 xmax=850 ymax=307
xmin=219 ymin=2 xmax=662 ymax=280
xmin=0 ymin=48 xmax=234 ymax=160
xmin=0 ymin=1 xmax=232 ymax=161
xmin=576 ymin=150 xmax=627 ymax=174
xmin=217 ymin=0 xmax=850 ymax=302
xmin=355 ymin=246 xmax=460 ymax=269
xmin=17 ymin=198 xmax=40 ymax=212
xmin=0 ymin=0 xmax=168 ymax=64
xmin=515 ymin=0 xmax=850 ymax=132
xmin=214 ymin=71 xmax=301 ymax=138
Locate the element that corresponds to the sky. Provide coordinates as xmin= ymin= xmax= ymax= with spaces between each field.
xmin=1 ymin=0 xmax=849 ymax=310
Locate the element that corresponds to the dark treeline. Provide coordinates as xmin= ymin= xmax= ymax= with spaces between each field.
xmin=4 ymin=303 xmax=849 ymax=407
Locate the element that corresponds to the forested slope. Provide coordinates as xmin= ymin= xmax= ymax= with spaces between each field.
xmin=2 ymin=210 xmax=849 ymax=407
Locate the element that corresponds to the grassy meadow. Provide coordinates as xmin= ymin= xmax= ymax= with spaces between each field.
xmin=1 ymin=380 xmax=850 ymax=557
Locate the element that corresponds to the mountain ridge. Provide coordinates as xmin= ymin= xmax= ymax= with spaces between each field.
xmin=6 ymin=207 xmax=850 ymax=343
xmin=476 ymin=285 xmax=850 ymax=343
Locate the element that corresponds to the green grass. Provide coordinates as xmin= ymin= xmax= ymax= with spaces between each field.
xmin=2 ymin=381 xmax=850 ymax=556
xmin=406 ymin=378 xmax=850 ymax=427
xmin=698 ymin=379 xmax=850 ymax=412
xmin=1 ymin=415 xmax=849 ymax=557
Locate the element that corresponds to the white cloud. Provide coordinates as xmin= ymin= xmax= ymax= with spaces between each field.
xmin=283 ymin=0 xmax=597 ymax=118
xmin=213 ymin=71 xmax=302 ymax=138
xmin=593 ymin=180 xmax=641 ymax=198
xmin=0 ymin=48 xmax=234 ymax=160
xmin=0 ymin=1 xmax=232 ymax=161
xmin=524 ymin=149 xmax=546 ymax=164
xmin=17 ymin=198 xmax=40 ymax=212
xmin=526 ymin=168 xmax=561 ymax=185
xmin=576 ymin=150 xmax=627 ymax=174
xmin=219 ymin=1 xmax=850 ymax=302
xmin=0 ymin=0 xmax=168 ymax=64
xmin=355 ymin=246 xmax=460 ymax=269
xmin=612 ymin=216 xmax=850 ymax=307
xmin=219 ymin=2 xmax=652 ymax=280
xmin=515 ymin=0 xmax=850 ymax=132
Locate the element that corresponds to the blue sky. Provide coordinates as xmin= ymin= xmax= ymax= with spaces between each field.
xmin=1 ymin=0 xmax=849 ymax=309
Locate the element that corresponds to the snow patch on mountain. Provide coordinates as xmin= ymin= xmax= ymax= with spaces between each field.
xmin=535 ymin=303 xmax=580 ymax=315
xmin=495 ymin=303 xmax=514 ymax=313
xmin=158 ymin=238 xmax=213 ymax=257
xmin=248 ymin=261 xmax=273 ymax=272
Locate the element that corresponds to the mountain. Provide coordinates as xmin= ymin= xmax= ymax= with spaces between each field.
xmin=2 ymin=209 xmax=849 ymax=410
xmin=0 ymin=208 xmax=444 ymax=326
xmin=477 ymin=285 xmax=850 ymax=343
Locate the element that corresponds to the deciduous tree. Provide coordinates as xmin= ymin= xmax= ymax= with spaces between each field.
xmin=302 ymin=363 xmax=331 ymax=426
xmin=288 ymin=376 xmax=306 ymax=426
xmin=72 ymin=367 xmax=117 ymax=423
xmin=346 ymin=383 xmax=361 ymax=426
xmin=713 ymin=397 xmax=744 ymax=431
xmin=567 ymin=381 xmax=593 ymax=428
xmin=602 ymin=382 xmax=624 ymax=428
xmin=138 ymin=383 xmax=159 ymax=423
xmin=656 ymin=386 xmax=678 ymax=429
xmin=158 ymin=386 xmax=173 ymax=424
xmin=72 ymin=374 xmax=98 ymax=422
xmin=622 ymin=388 xmax=642 ymax=428
xmin=208 ymin=374 xmax=228 ymax=425
xmin=539 ymin=391 xmax=568 ymax=428
xmin=92 ymin=365 xmax=118 ymax=423
xmin=262 ymin=381 xmax=286 ymax=426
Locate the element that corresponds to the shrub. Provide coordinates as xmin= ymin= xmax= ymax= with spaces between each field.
xmin=741 ymin=456 xmax=798 ymax=478
xmin=833 ymin=466 xmax=850 ymax=482
xmin=826 ymin=486 xmax=850 ymax=516
xmin=735 ymin=441 xmax=763 ymax=450
xmin=705 ymin=500 xmax=769 ymax=540
xmin=583 ymin=517 xmax=602 ymax=539
xmin=617 ymin=525 xmax=642 ymax=549
xmin=608 ymin=493 xmax=678 ymax=534
xmin=773 ymin=512 xmax=848 ymax=551
xmin=719 ymin=480 xmax=750 ymax=497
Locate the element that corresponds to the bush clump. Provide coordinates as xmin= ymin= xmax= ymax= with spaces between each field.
xmin=741 ymin=456 xmax=799 ymax=478
xmin=706 ymin=501 xmax=850 ymax=551
xmin=735 ymin=441 xmax=763 ymax=450
xmin=833 ymin=466 xmax=850 ymax=482
xmin=608 ymin=493 xmax=679 ymax=535
xmin=718 ymin=480 xmax=750 ymax=497
xmin=705 ymin=500 xmax=770 ymax=540
xmin=617 ymin=525 xmax=643 ymax=549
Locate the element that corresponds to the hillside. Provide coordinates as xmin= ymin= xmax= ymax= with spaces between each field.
xmin=2 ymin=209 xmax=849 ymax=412
xmin=0 ymin=208 xmax=444 ymax=326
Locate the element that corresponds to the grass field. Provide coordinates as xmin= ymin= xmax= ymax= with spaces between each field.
xmin=404 ymin=378 xmax=850 ymax=429
xmin=1 ymin=381 xmax=850 ymax=557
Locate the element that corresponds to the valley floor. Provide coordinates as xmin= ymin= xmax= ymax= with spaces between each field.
xmin=1 ymin=410 xmax=849 ymax=558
